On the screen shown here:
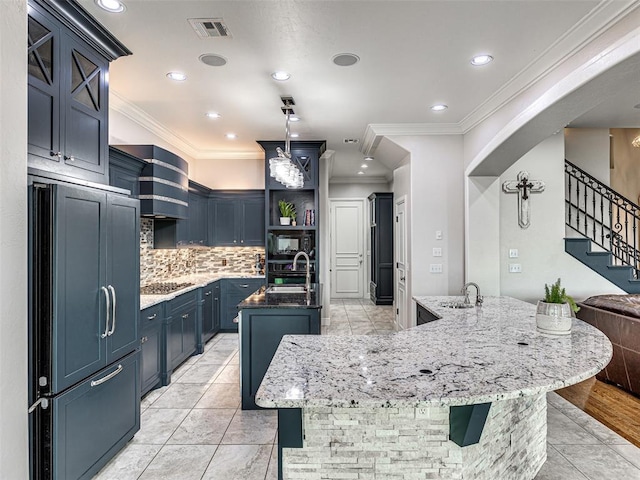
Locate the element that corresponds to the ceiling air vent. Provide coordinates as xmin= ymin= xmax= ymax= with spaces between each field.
xmin=188 ymin=18 xmax=231 ymax=38
xmin=343 ymin=138 xmax=360 ymax=144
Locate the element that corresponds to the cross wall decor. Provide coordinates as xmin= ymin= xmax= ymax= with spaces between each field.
xmin=502 ymin=171 xmax=545 ymax=229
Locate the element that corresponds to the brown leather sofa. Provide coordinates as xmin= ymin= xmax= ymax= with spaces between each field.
xmin=577 ymin=302 xmax=640 ymax=397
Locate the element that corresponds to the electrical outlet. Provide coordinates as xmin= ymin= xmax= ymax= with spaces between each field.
xmin=509 ymin=263 xmax=522 ymax=273
xmin=509 ymin=249 xmax=519 ymax=258
xmin=435 ymin=230 xmax=443 ymax=240
xmin=429 ymin=264 xmax=443 ymax=273
xmin=432 ymin=247 xmax=442 ymax=257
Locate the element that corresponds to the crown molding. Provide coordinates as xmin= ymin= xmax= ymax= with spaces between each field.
xmin=459 ymin=0 xmax=640 ymax=133
xmin=361 ymin=123 xmax=463 ymax=156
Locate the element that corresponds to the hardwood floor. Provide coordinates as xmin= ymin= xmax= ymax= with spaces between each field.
xmin=557 ymin=376 xmax=640 ymax=447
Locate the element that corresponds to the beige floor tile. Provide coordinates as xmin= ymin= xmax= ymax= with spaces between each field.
xmin=139 ymin=444 xmax=217 ymax=480
xmin=221 ymin=410 xmax=278 ymax=445
xmin=167 ymin=408 xmax=236 ymax=445
xmin=202 ymin=444 xmax=272 ymax=480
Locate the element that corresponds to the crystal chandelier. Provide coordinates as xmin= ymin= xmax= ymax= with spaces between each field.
xmin=268 ymin=111 xmax=304 ymax=189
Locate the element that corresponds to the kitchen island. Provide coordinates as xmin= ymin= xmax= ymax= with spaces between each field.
xmin=238 ymin=284 xmax=322 ymax=409
xmin=256 ymin=296 xmax=612 ymax=480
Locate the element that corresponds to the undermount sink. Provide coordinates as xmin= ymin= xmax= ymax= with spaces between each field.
xmin=267 ymin=285 xmax=314 ymax=294
xmin=441 ymin=301 xmax=475 ymax=309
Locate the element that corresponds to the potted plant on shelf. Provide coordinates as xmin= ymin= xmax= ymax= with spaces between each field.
xmin=536 ymin=278 xmax=579 ymax=335
xmin=278 ymin=200 xmax=296 ymax=226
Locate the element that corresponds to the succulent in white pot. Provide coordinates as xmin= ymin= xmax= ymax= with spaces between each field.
xmin=536 ymin=278 xmax=579 ymax=335
xmin=278 ymin=200 xmax=295 ymax=226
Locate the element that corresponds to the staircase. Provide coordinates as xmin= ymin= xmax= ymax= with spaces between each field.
xmin=564 ymin=160 xmax=640 ymax=293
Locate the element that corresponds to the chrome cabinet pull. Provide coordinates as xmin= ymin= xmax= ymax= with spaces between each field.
xmin=101 ymin=286 xmax=110 ymax=338
xmin=91 ymin=364 xmax=123 ymax=387
xmin=141 ymin=336 xmax=148 ymax=344
xmin=63 ymin=155 xmax=75 ymax=162
xmin=205 ymin=291 xmax=211 ymax=296
xmin=182 ymin=313 xmax=189 ymax=319
xmin=240 ymin=284 xmax=249 ymax=288
xmin=49 ymin=151 xmax=61 ymax=159
xmin=147 ymin=313 xmax=157 ymax=320
xmin=107 ymin=285 xmax=116 ymax=336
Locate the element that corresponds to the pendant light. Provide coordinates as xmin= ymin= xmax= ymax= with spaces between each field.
xmin=268 ymin=110 xmax=303 ymax=189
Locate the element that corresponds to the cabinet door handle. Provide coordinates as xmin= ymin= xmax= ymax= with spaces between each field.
xmin=91 ymin=364 xmax=123 ymax=387
xmin=182 ymin=313 xmax=189 ymax=319
xmin=107 ymin=285 xmax=116 ymax=336
xmin=63 ymin=155 xmax=75 ymax=162
xmin=147 ymin=313 xmax=157 ymax=320
xmin=205 ymin=291 xmax=211 ymax=296
xmin=141 ymin=336 xmax=148 ymax=344
xmin=233 ymin=240 xmax=237 ymax=244
xmin=240 ymin=284 xmax=249 ymax=288
xmin=49 ymin=151 xmax=61 ymax=159
xmin=240 ymin=240 xmax=244 ymax=244
xmin=101 ymin=286 xmax=110 ymax=338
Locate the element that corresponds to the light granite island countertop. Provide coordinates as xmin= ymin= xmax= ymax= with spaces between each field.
xmin=255 ymin=296 xmax=612 ymax=480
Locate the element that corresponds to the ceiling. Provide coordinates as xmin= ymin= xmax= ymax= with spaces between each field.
xmin=78 ymin=0 xmax=639 ymax=181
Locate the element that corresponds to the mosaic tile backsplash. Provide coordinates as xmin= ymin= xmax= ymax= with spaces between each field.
xmin=140 ymin=218 xmax=265 ymax=285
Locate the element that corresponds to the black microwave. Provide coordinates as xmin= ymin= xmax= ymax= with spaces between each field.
xmin=268 ymin=232 xmax=313 ymax=255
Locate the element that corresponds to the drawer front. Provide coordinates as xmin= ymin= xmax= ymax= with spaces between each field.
xmin=52 ymin=350 xmax=140 ymax=479
xmin=167 ymin=289 xmax=199 ymax=314
xmin=141 ymin=304 xmax=163 ymax=328
xmin=226 ymin=278 xmax=264 ymax=296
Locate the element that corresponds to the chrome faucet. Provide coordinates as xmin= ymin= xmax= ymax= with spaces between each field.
xmin=292 ymin=251 xmax=311 ymax=291
xmin=461 ymin=282 xmax=483 ymax=306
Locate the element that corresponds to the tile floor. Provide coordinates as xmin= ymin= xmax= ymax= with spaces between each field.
xmin=93 ymin=299 xmax=640 ymax=480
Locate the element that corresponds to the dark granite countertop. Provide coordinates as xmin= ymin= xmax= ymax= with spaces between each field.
xmin=238 ymin=284 xmax=323 ymax=309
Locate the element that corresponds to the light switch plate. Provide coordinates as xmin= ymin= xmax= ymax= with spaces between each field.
xmin=509 ymin=263 xmax=522 ymax=273
xmin=435 ymin=230 xmax=443 ymax=240
xmin=433 ymin=247 xmax=442 ymax=257
xmin=509 ymin=249 xmax=519 ymax=258
xmin=429 ymin=264 xmax=443 ymax=273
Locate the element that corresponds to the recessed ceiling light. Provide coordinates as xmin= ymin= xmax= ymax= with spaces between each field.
xmin=332 ymin=53 xmax=360 ymax=67
xmin=357 ymin=171 xmax=365 ymax=175
xmin=430 ymin=104 xmax=448 ymax=112
xmin=289 ymin=116 xmax=300 ymax=122
xmin=199 ymin=54 xmax=227 ymax=67
xmin=95 ymin=0 xmax=125 ymax=12
xmin=364 ymin=156 xmax=374 ymax=161
xmin=471 ymin=54 xmax=493 ymax=66
xmin=166 ymin=71 xmax=187 ymax=81
xmin=290 ymin=133 xmax=299 ymax=138
xmin=206 ymin=112 xmax=221 ymax=119
xmin=361 ymin=164 xmax=369 ymax=169
xmin=634 ymin=103 xmax=640 ymax=109
xmin=271 ymin=71 xmax=291 ymax=81
xmin=225 ymin=133 xmax=237 ymax=139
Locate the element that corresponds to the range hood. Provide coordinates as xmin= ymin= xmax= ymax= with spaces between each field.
xmin=113 ymin=145 xmax=189 ymax=219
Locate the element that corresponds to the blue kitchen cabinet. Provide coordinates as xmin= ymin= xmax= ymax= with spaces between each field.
xmin=140 ymin=304 xmax=163 ymax=396
xmin=49 ymin=350 xmax=140 ymax=480
xmin=240 ymin=308 xmax=321 ymax=409
xmin=108 ymin=146 xmax=146 ymax=197
xmin=210 ymin=191 xmax=265 ymax=246
xmin=48 ymin=184 xmax=139 ymax=393
xmin=154 ymin=182 xmax=209 ymax=248
xmin=27 ymin=1 xmax=129 ymax=185
xmin=164 ymin=290 xmax=200 ymax=383
xmin=202 ymin=281 xmax=221 ymax=343
xmin=220 ymin=278 xmax=266 ymax=332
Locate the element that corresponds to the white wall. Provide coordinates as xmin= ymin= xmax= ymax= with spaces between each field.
xmin=328 ymin=182 xmax=390 ymax=199
xmin=466 ymin=176 xmax=501 ymax=295
xmin=193 ymin=157 xmax=265 ymax=189
xmin=564 ymin=128 xmax=610 ymax=184
xmin=0 ymin=1 xmax=29 ymax=477
xmin=499 ymin=133 xmax=624 ymax=302
xmin=390 ymin=135 xmax=465 ymax=298
xmin=319 ymin=153 xmax=333 ymax=323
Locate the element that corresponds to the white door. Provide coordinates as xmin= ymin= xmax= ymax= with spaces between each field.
xmin=395 ymin=196 xmax=407 ymax=329
xmin=330 ymin=200 xmax=365 ymax=298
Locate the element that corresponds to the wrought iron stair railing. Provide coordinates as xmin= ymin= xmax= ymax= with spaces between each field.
xmin=565 ymin=159 xmax=640 ymax=278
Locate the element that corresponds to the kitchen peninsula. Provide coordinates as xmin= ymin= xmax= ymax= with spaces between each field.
xmin=256 ymin=296 xmax=612 ymax=480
